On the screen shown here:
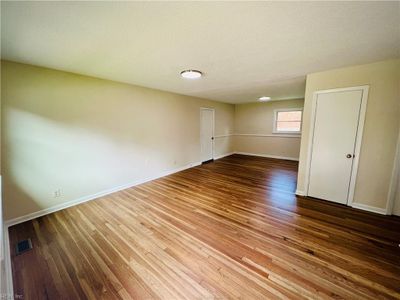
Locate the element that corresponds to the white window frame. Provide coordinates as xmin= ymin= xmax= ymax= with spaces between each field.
xmin=273 ymin=108 xmax=303 ymax=135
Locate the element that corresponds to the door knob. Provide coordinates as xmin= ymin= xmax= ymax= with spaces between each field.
xmin=346 ymin=154 xmax=352 ymax=158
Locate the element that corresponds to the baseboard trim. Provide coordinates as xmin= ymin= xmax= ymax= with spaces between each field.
xmin=4 ymin=161 xmax=201 ymax=228
xmin=351 ymin=203 xmax=387 ymax=215
xmin=214 ymin=152 xmax=235 ymax=160
xmin=295 ymin=189 xmax=305 ymax=196
xmin=234 ymin=152 xmax=299 ymax=161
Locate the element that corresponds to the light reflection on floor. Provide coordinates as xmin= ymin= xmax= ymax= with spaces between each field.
xmin=262 ymin=169 xmax=298 ymax=206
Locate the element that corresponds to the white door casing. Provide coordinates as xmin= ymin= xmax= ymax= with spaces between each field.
xmin=391 ymin=130 xmax=400 ymax=216
xmin=393 ymin=182 xmax=400 ymax=216
xmin=200 ymin=108 xmax=214 ymax=162
xmin=305 ymin=86 xmax=369 ymax=205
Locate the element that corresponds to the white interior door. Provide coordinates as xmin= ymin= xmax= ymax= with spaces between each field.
xmin=200 ymin=108 xmax=214 ymax=162
xmin=308 ymin=90 xmax=363 ymax=204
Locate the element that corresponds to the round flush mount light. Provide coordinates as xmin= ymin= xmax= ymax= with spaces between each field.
xmin=180 ymin=69 xmax=203 ymax=79
xmin=258 ymin=96 xmax=271 ymax=102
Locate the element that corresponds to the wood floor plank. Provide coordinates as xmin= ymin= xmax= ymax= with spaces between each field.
xmin=8 ymin=154 xmax=400 ymax=299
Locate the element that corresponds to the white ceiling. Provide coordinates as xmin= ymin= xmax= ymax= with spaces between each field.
xmin=1 ymin=1 xmax=399 ymax=104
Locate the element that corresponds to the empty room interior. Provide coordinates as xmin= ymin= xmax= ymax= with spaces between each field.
xmin=0 ymin=1 xmax=400 ymax=299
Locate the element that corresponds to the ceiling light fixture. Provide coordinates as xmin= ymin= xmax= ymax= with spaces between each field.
xmin=180 ymin=69 xmax=203 ymax=79
xmin=258 ymin=96 xmax=271 ymax=102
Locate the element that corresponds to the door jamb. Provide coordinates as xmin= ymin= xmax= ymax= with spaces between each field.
xmin=200 ymin=107 xmax=215 ymax=162
xmin=304 ymin=85 xmax=369 ymax=206
xmin=386 ymin=125 xmax=400 ymax=215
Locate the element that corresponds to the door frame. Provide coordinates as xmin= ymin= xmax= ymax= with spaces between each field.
xmin=387 ymin=126 xmax=400 ymax=215
xmin=304 ymin=85 xmax=369 ymax=206
xmin=200 ymin=107 xmax=215 ymax=162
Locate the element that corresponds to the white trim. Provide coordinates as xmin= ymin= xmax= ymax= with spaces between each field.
xmin=0 ymin=175 xmax=12 ymax=299
xmin=200 ymin=107 xmax=215 ymax=161
xmin=235 ymin=133 xmax=301 ymax=138
xmin=304 ymin=85 xmax=369 ymax=208
xmin=1 ymin=160 xmax=202 ymax=296
xmin=303 ymin=90 xmax=319 ymax=199
xmin=235 ymin=152 xmax=299 ymax=161
xmin=214 ymin=152 xmax=235 ymax=160
xmin=387 ymin=126 xmax=400 ymax=215
xmin=347 ymin=86 xmax=369 ymax=207
xmin=0 ymin=176 xmax=2 ymax=262
xmin=3 ymin=227 xmax=13 ymax=298
xmin=4 ymin=161 xmax=201 ymax=227
xmin=3 ymin=149 xmax=301 ymax=228
xmin=351 ymin=203 xmax=387 ymax=215
xmin=295 ymin=189 xmax=305 ymax=196
xmin=200 ymin=133 xmax=302 ymax=138
xmin=273 ymin=108 xmax=303 ymax=134
xmin=312 ymin=86 xmax=368 ymax=95
xmin=3 ymin=150 xmax=298 ymax=227
xmin=214 ymin=134 xmax=233 ymax=138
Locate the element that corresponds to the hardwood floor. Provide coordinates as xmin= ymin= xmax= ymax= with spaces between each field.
xmin=8 ymin=154 xmax=400 ymax=299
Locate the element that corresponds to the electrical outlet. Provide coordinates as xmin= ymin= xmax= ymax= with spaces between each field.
xmin=54 ymin=189 xmax=62 ymax=198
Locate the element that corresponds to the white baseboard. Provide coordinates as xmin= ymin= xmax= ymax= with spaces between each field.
xmin=4 ymin=161 xmax=201 ymax=228
xmin=4 ymin=152 xmax=296 ymax=227
xmin=214 ymin=152 xmax=235 ymax=160
xmin=351 ymin=203 xmax=387 ymax=215
xmin=234 ymin=152 xmax=299 ymax=161
xmin=295 ymin=192 xmax=388 ymax=215
xmin=2 ymin=160 xmax=202 ymax=297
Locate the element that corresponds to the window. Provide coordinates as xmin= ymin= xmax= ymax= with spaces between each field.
xmin=273 ymin=109 xmax=302 ymax=134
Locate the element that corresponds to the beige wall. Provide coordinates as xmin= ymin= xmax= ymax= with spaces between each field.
xmin=234 ymin=99 xmax=304 ymax=159
xmin=4 ymin=58 xmax=398 ymax=220
xmin=297 ymin=59 xmax=400 ymax=211
xmin=1 ymin=61 xmax=235 ymax=221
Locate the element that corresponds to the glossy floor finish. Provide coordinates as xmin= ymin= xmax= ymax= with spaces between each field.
xmin=9 ymin=154 xmax=400 ymax=299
